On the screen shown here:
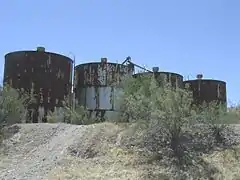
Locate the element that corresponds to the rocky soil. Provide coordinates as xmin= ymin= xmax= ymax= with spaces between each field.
xmin=0 ymin=123 xmax=91 ymax=180
xmin=0 ymin=123 xmax=240 ymax=180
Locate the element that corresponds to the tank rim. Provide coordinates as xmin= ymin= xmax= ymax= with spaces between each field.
xmin=75 ymin=62 xmax=130 ymax=68
xmin=4 ymin=50 xmax=73 ymax=63
xmin=133 ymin=71 xmax=183 ymax=78
xmin=184 ymin=79 xmax=226 ymax=84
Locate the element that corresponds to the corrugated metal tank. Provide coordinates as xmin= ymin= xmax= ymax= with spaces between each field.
xmin=133 ymin=70 xmax=184 ymax=89
xmin=183 ymin=78 xmax=227 ymax=106
xmin=74 ymin=58 xmax=134 ymax=120
xmin=3 ymin=47 xmax=73 ymax=122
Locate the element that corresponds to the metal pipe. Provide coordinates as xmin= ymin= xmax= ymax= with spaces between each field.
xmin=121 ymin=56 xmax=152 ymax=73
xmin=73 ymin=56 xmax=76 ymax=111
xmin=131 ymin=62 xmax=152 ymax=72
xmin=68 ymin=52 xmax=76 ymax=110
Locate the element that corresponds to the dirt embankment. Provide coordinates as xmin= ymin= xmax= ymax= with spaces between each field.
xmin=0 ymin=123 xmax=240 ymax=180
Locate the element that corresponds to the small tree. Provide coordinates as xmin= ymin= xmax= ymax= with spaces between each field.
xmin=117 ymin=74 xmax=152 ymax=124
xmin=149 ymin=80 xmax=196 ymax=157
xmin=118 ymin=75 xmax=196 ymax=158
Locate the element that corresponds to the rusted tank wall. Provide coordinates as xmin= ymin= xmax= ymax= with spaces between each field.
xmin=133 ymin=71 xmax=184 ymax=88
xmin=4 ymin=49 xmax=73 ymax=122
xmin=74 ymin=61 xmax=134 ymax=120
xmin=183 ymin=79 xmax=227 ymax=106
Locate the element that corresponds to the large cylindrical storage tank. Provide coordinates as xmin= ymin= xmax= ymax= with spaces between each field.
xmin=3 ymin=47 xmax=73 ymax=122
xmin=183 ymin=78 xmax=227 ymax=106
xmin=133 ymin=70 xmax=184 ymax=89
xmin=74 ymin=58 xmax=134 ymax=121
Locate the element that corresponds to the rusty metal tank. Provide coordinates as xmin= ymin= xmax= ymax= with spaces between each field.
xmin=74 ymin=58 xmax=134 ymax=120
xmin=133 ymin=67 xmax=184 ymax=89
xmin=3 ymin=47 xmax=73 ymax=122
xmin=183 ymin=75 xmax=227 ymax=106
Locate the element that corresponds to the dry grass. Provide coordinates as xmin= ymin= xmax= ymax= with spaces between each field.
xmin=1 ymin=122 xmax=240 ymax=180
xmin=48 ymin=155 xmax=139 ymax=180
xmin=203 ymin=146 xmax=240 ymax=180
xmin=46 ymin=123 xmax=239 ymax=180
xmin=47 ymin=123 xmax=170 ymax=180
xmin=47 ymin=122 xmax=240 ymax=180
xmin=47 ymin=145 xmax=240 ymax=180
xmin=47 ymin=147 xmax=170 ymax=180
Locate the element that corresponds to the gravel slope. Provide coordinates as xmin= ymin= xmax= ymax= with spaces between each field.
xmin=0 ymin=123 xmax=240 ymax=180
xmin=0 ymin=123 xmax=90 ymax=180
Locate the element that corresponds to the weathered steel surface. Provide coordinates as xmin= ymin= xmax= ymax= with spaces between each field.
xmin=74 ymin=62 xmax=134 ymax=119
xmin=183 ymin=79 xmax=227 ymax=105
xmin=75 ymin=62 xmax=133 ymax=87
xmin=77 ymin=87 xmax=122 ymax=111
xmin=4 ymin=50 xmax=73 ymax=122
xmin=133 ymin=71 xmax=184 ymax=88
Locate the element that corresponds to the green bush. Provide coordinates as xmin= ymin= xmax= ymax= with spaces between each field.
xmin=118 ymin=75 xmax=196 ymax=156
xmin=118 ymin=74 xmax=238 ymax=159
xmin=197 ymin=101 xmax=229 ymax=143
xmin=0 ymin=84 xmax=29 ymax=128
xmin=47 ymin=100 xmax=95 ymax=125
xmin=0 ymin=84 xmax=30 ymax=142
xmin=117 ymin=74 xmax=153 ymax=123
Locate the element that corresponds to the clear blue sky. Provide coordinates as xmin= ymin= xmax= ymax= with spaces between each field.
xmin=0 ymin=0 xmax=239 ymax=105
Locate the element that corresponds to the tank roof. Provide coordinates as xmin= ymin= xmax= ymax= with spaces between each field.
xmin=134 ymin=71 xmax=183 ymax=77
xmin=184 ymin=79 xmax=226 ymax=84
xmin=5 ymin=50 xmax=73 ymax=63
xmin=75 ymin=62 xmax=128 ymax=68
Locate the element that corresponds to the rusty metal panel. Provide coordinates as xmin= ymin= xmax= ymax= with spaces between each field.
xmin=78 ymin=88 xmax=86 ymax=106
xmin=183 ymin=79 xmax=227 ymax=106
xmin=85 ymin=87 xmax=97 ymax=110
xmin=75 ymin=61 xmax=134 ymax=119
xmin=99 ymin=87 xmax=114 ymax=110
xmin=75 ymin=62 xmax=133 ymax=87
xmin=78 ymin=86 xmax=121 ymax=111
xmin=82 ymin=87 xmax=114 ymax=110
xmin=3 ymin=50 xmax=73 ymax=122
xmin=114 ymin=88 xmax=124 ymax=111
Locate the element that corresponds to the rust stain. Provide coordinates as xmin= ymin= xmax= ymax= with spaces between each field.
xmin=4 ymin=50 xmax=73 ymax=122
xmin=94 ymin=87 xmax=100 ymax=109
xmin=110 ymin=87 xmax=114 ymax=109
xmin=74 ymin=62 xmax=134 ymax=113
xmin=56 ymin=98 xmax=59 ymax=105
xmin=76 ymin=62 xmax=133 ymax=87
xmin=183 ymin=80 xmax=227 ymax=106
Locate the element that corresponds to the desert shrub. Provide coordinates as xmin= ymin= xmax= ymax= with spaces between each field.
xmin=118 ymin=74 xmax=197 ymax=160
xmin=225 ymin=105 xmax=240 ymax=124
xmin=0 ymin=84 xmax=29 ymax=127
xmin=47 ymin=105 xmax=89 ymax=125
xmin=46 ymin=110 xmax=58 ymax=123
xmin=118 ymin=74 xmax=239 ymax=162
xmin=62 ymin=105 xmax=91 ymax=125
xmin=117 ymin=74 xmax=153 ymax=124
xmin=47 ymin=99 xmax=97 ymax=125
xmin=149 ymin=80 xmax=197 ymax=159
xmin=0 ymin=84 xmax=30 ymax=142
xmin=197 ymin=101 xmax=239 ymax=146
